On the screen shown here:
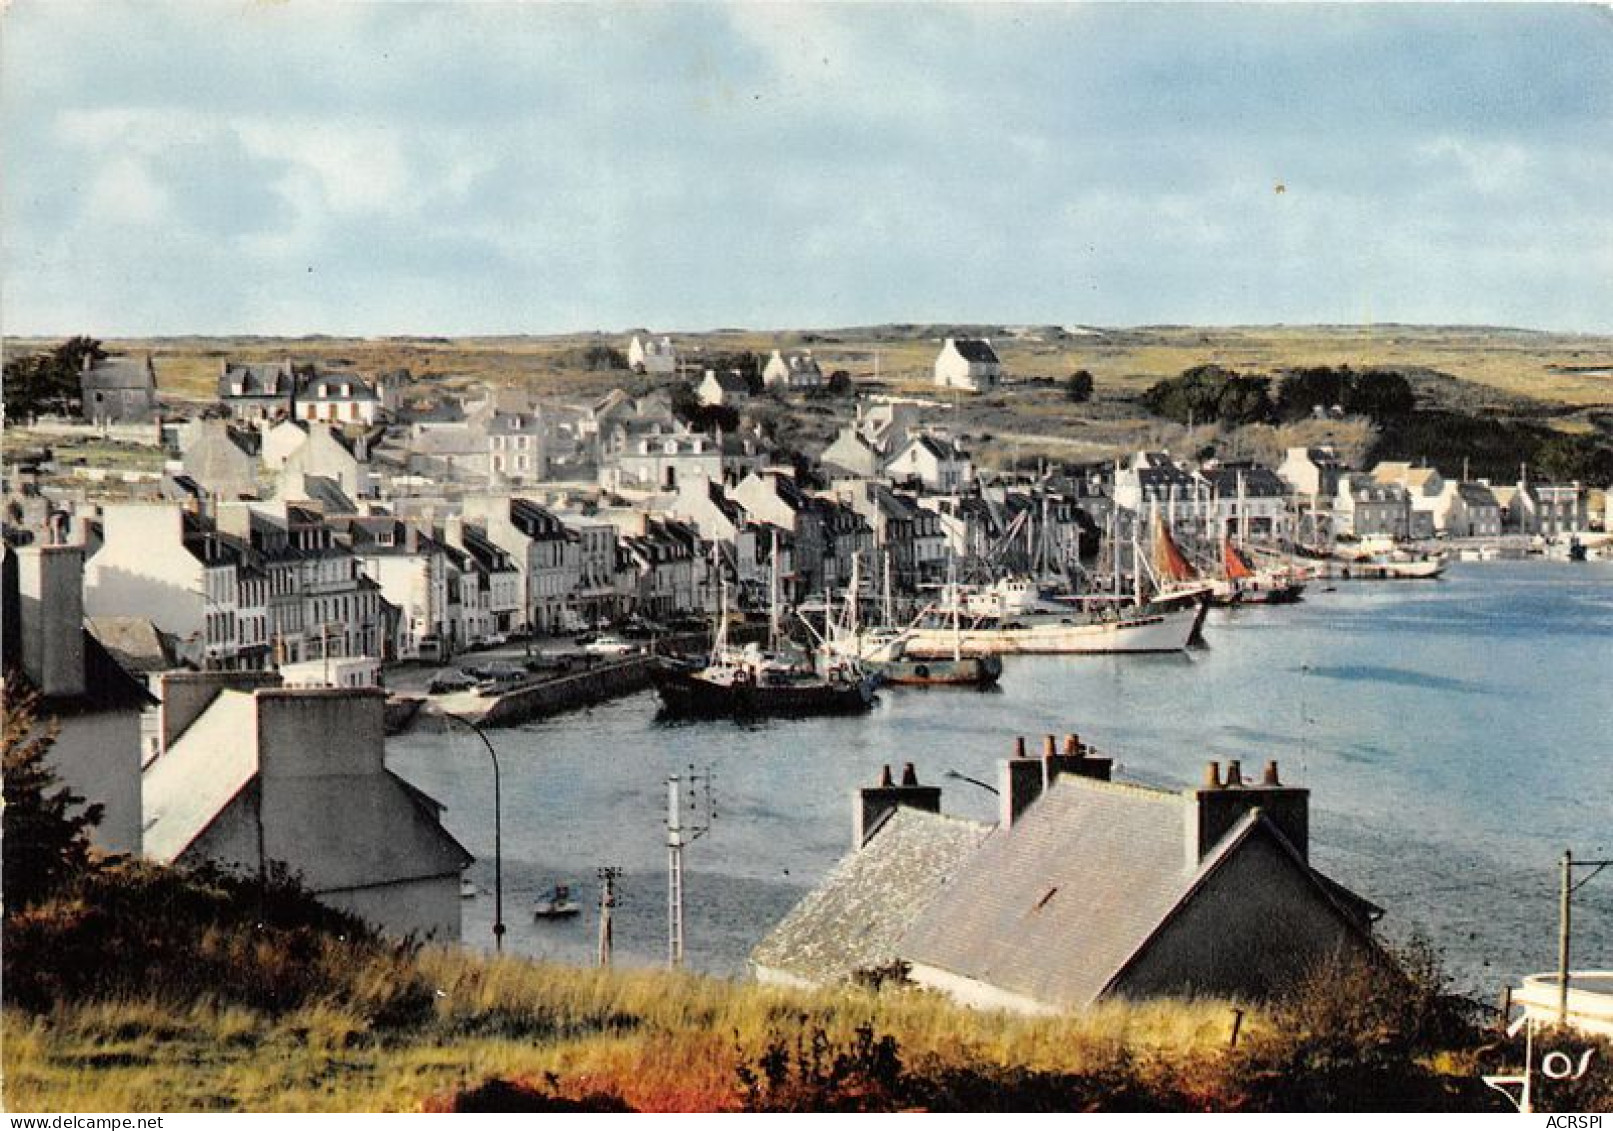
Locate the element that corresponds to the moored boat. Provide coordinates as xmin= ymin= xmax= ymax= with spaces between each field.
xmin=903 ymin=600 xmax=1202 ymax=656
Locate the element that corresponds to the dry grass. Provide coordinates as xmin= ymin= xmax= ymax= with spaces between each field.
xmin=2 ymin=948 xmax=1249 ymax=1113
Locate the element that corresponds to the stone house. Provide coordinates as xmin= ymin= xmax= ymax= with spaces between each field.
xmin=80 ymin=355 xmax=159 ymax=424
xmin=1334 ymin=474 xmax=1410 ymax=539
xmin=142 ymin=682 xmax=471 ymax=939
xmin=754 ymin=739 xmax=1380 ymax=1013
xmin=179 ymin=420 xmax=262 ymax=499
xmin=295 ymin=372 xmax=383 ymax=425
xmin=698 ymin=368 xmax=751 ymax=408
xmin=933 ymin=338 xmax=1001 ymax=392
xmin=627 ymin=334 xmax=678 ymax=376
xmin=218 ymin=359 xmax=298 ymax=421
xmin=762 ymin=350 xmax=825 ymax=391
xmin=488 ymin=409 xmax=546 ymax=485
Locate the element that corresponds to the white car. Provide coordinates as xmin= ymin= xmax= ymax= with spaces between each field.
xmin=479 ymin=632 xmax=509 ymax=648
xmin=583 ymin=634 xmax=639 ymax=656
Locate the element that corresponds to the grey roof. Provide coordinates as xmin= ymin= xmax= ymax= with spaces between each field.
xmin=219 ymin=361 xmax=296 ymax=399
xmin=81 ymin=356 xmax=155 ymax=391
xmin=298 ymin=373 xmax=378 ymax=402
xmin=87 ymin=616 xmax=181 ymax=674
xmin=1457 ymin=482 xmax=1499 ymax=507
xmin=751 ymin=807 xmax=990 ymax=985
xmin=949 ymin=339 xmax=1000 ymax=365
xmin=900 ymin=778 xmax=1191 ymax=1009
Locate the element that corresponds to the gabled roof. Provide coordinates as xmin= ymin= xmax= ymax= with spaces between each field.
xmin=143 ymin=690 xmax=260 ymax=862
xmin=81 ymin=356 xmax=155 ymax=391
xmin=297 ymin=373 xmax=378 ymax=402
xmin=898 ymin=774 xmax=1375 ymax=1011
xmin=219 ymin=361 xmax=296 ymax=399
xmin=1457 ymin=482 xmax=1499 ymax=507
xmin=751 ymin=807 xmax=990 ymax=985
xmin=87 ymin=616 xmax=181 ymax=674
xmin=704 ymin=370 xmax=750 ymax=394
xmin=948 ymin=338 xmax=1000 ymax=365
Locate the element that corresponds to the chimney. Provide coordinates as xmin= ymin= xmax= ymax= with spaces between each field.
xmin=14 ymin=544 xmax=86 ymax=698
xmin=1185 ymin=758 xmax=1309 ymax=870
xmin=853 ymin=763 xmax=942 ymax=848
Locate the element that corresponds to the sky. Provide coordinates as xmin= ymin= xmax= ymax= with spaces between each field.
xmin=3 ymin=2 xmax=1611 ymax=337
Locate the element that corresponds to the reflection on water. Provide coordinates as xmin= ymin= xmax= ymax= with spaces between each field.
xmin=388 ymin=562 xmax=1613 ymax=996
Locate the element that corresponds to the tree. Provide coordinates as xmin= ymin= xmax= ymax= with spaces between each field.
xmin=1142 ymin=365 xmax=1271 ymax=426
xmin=826 ymin=370 xmax=853 ymax=396
xmin=1066 ymin=369 xmax=1094 ymax=403
xmin=1 ymin=335 xmax=104 ymax=419
xmin=1535 ymin=433 xmax=1613 ymax=484
xmin=3 ymin=692 xmax=103 ymax=910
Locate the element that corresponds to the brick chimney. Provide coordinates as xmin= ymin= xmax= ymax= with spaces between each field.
xmin=852 ymin=762 xmax=941 ymax=848
xmin=998 ymin=732 xmax=1114 ymax=828
xmin=1184 ymin=758 xmax=1309 ymax=870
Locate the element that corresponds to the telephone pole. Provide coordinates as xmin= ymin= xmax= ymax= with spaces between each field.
xmin=665 ymin=766 xmax=715 ymax=968
xmin=1557 ymin=848 xmax=1612 ymax=1025
xmin=597 ymin=866 xmax=621 ymax=968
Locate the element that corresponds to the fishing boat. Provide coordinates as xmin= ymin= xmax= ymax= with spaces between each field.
xmin=653 ymin=563 xmax=878 ymax=719
xmin=817 ymin=558 xmax=1003 ymax=688
xmin=903 ymin=597 xmax=1203 ymax=656
xmin=1337 ymin=554 xmax=1446 ymax=580
xmin=533 ymin=883 xmax=581 ymax=920
xmin=1212 ymin=538 xmax=1305 ymax=606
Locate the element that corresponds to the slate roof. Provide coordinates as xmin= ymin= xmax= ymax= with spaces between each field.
xmin=218 ymin=361 xmax=296 ymax=399
xmin=1457 ymin=482 xmax=1500 ymax=507
xmin=87 ymin=616 xmax=181 ymax=674
xmin=900 ymin=778 xmax=1190 ymax=1008
xmin=1202 ymin=467 xmax=1287 ymax=498
xmin=751 ymin=807 xmax=991 ymax=985
xmin=143 ymin=690 xmax=260 ymax=861
xmin=899 ymin=775 xmax=1374 ymax=1010
xmin=949 ymin=339 xmax=1000 ymax=365
xmin=705 ymin=370 xmax=751 ymax=394
xmin=81 ymin=357 xmax=155 ymax=391
xmin=298 ymin=373 xmax=379 ymax=402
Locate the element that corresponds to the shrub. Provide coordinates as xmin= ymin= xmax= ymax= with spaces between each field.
xmin=2 ymin=692 xmax=103 ymax=910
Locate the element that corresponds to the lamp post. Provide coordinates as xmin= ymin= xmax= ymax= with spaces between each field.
xmin=442 ymin=711 xmax=505 ymax=953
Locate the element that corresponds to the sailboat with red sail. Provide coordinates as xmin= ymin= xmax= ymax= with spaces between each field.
xmin=1214 ymin=537 xmax=1305 ymax=606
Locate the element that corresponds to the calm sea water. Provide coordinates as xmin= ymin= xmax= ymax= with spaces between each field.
xmin=388 ymin=561 xmax=1613 ymax=998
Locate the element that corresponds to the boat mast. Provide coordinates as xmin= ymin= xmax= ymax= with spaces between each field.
xmin=768 ymin=526 xmax=781 ymax=651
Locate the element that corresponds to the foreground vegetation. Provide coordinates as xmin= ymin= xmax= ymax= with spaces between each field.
xmin=5 ymin=699 xmax=1609 ymax=1113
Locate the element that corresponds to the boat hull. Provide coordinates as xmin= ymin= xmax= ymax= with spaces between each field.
xmin=870 ymin=654 xmax=1003 ymax=687
xmin=653 ymin=668 xmax=878 ymax=719
xmin=904 ymin=604 xmax=1201 ymax=656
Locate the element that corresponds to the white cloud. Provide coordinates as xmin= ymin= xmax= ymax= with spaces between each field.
xmin=84 ymin=156 xmax=170 ymax=225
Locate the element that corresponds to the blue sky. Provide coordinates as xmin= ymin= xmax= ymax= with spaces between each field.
xmin=3 ymin=2 xmax=1611 ymax=336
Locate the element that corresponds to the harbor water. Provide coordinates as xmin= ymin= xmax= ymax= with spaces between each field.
xmin=388 ymin=561 xmax=1613 ymax=998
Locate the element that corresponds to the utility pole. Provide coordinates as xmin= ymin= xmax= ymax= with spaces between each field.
xmin=1559 ymin=850 xmax=1572 ymax=1025
xmin=666 ymin=766 xmax=715 ymax=968
xmin=597 ymin=866 xmax=621 ymax=968
xmin=1556 ymin=848 xmax=1612 ymax=1025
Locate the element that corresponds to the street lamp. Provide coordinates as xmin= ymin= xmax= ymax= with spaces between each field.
xmin=442 ymin=711 xmax=506 ymax=953
xmin=944 ymin=768 xmax=999 ymax=796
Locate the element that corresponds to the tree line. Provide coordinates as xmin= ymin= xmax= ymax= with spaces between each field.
xmin=2 ymin=336 xmax=106 ymax=419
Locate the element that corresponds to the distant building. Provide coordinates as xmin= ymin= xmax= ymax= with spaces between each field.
xmin=1277 ymin=446 xmax=1346 ymax=501
xmin=762 ymin=350 xmax=825 ymax=391
xmin=628 ymin=334 xmax=678 ymax=376
xmin=80 ymin=355 xmax=159 ymax=424
xmin=698 ymin=369 xmax=751 ymax=408
xmin=179 ymin=420 xmax=262 ymax=499
xmin=295 ymin=372 xmax=382 ymax=425
xmin=933 ymin=338 xmax=1001 ymax=392
xmin=884 ymin=433 xmax=974 ymax=492
xmin=488 ymin=409 xmax=546 ymax=485
xmin=1335 ymin=474 xmax=1410 ymax=539
xmin=218 ymin=360 xmax=298 ymax=421
xmin=142 ymin=681 xmax=471 ymax=940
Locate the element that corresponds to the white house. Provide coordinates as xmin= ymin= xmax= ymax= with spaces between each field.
xmin=884 ymin=433 xmax=974 ymax=492
xmin=698 ymin=369 xmax=751 ymax=408
xmin=295 ymin=372 xmax=383 ymax=425
xmin=627 ymin=334 xmax=678 ymax=376
xmin=762 ymin=350 xmax=825 ymax=391
xmin=142 ymin=684 xmax=471 ymax=940
xmin=933 ymin=338 xmax=1002 ymax=392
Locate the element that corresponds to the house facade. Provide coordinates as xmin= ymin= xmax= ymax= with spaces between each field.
xmin=933 ymin=338 xmax=1002 ymax=392
xmin=81 ymin=355 xmax=159 ymax=424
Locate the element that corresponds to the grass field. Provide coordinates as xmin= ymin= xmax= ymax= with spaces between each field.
xmin=2 ymin=950 xmax=1249 ymax=1112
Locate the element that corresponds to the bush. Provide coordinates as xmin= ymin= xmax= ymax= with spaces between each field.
xmin=1067 ymin=369 xmax=1095 ymax=403
xmin=2 ymin=692 xmax=103 ymax=910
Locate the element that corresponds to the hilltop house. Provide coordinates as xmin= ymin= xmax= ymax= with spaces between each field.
xmin=218 ymin=359 xmax=298 ymax=420
xmin=296 ymin=371 xmax=383 ymax=425
xmin=698 ymin=369 xmax=751 ymax=408
xmin=753 ymin=738 xmax=1380 ymax=1013
xmin=142 ymin=680 xmax=471 ymax=939
xmin=762 ymin=350 xmax=825 ymax=391
xmin=933 ymin=338 xmax=1001 ymax=392
xmin=80 ymin=355 xmax=159 ymax=424
xmin=627 ymin=334 xmax=678 ymax=376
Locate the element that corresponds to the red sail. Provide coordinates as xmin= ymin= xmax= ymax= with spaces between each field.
xmin=1222 ymin=538 xmax=1257 ymax=580
xmin=1152 ymin=518 xmax=1199 ymax=582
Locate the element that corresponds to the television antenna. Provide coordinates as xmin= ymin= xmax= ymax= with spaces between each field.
xmin=666 ymin=765 xmax=716 ymax=968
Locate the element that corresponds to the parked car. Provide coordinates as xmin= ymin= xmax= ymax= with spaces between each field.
xmin=583 ymin=634 xmax=639 ymax=657
xmin=467 ymin=660 xmax=527 ymax=682
xmin=478 ymin=632 xmax=509 ymax=648
xmin=428 ymin=668 xmax=477 ymax=694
